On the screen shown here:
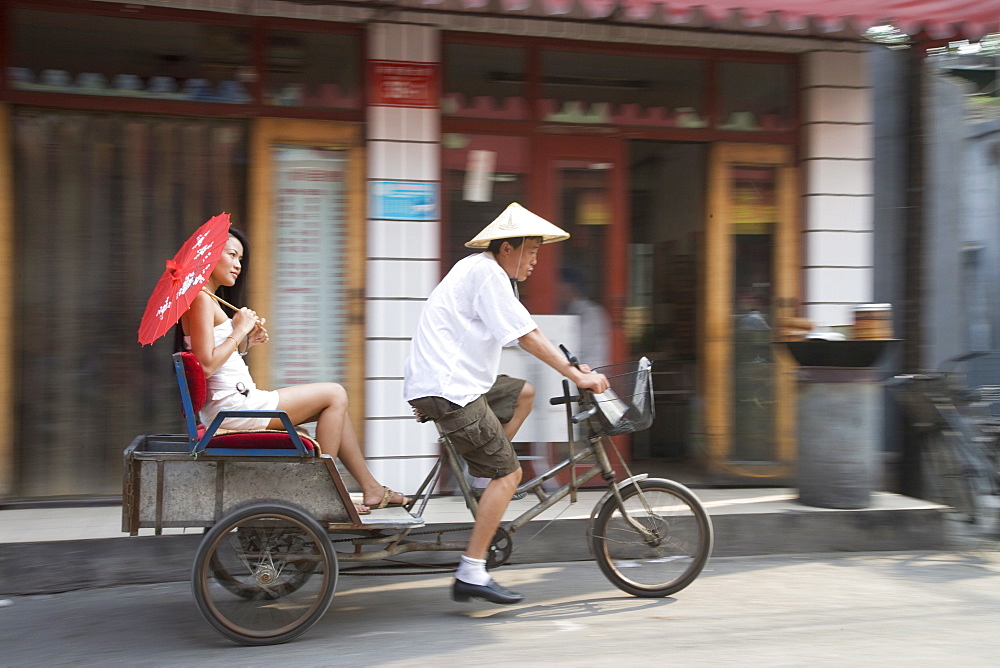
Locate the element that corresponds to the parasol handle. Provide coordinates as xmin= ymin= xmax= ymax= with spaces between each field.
xmin=200 ymin=288 xmax=265 ymax=324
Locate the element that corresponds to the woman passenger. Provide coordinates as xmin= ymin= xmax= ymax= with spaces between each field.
xmin=177 ymin=227 xmax=407 ymax=513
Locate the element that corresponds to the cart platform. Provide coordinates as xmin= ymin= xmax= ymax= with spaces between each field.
xmin=123 ymin=434 xmax=424 ymax=535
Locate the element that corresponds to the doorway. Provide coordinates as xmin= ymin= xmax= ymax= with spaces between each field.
xmin=527 ymin=134 xmax=630 ymax=479
xmin=626 ymin=141 xmax=799 ymax=483
xmin=249 ymin=118 xmax=366 ymax=438
xmin=703 ymin=143 xmax=799 ymax=483
xmin=628 ymin=141 xmax=706 ymax=462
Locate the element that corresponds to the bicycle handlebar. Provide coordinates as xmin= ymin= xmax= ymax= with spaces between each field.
xmin=571 ymin=405 xmax=598 ymax=423
xmin=559 ymin=344 xmax=580 ymax=369
xmin=552 ymin=344 xmax=588 ymax=405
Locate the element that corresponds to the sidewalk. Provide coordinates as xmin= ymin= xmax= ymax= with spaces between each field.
xmin=0 ymin=482 xmax=948 ymax=596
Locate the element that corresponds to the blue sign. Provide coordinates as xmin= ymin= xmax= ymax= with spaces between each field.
xmin=370 ymin=181 xmax=438 ymax=221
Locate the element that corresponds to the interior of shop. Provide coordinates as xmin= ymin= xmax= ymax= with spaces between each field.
xmin=628 ymin=141 xmax=707 ymax=462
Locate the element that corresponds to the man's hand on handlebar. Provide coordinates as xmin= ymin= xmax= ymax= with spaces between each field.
xmin=575 ymin=369 xmax=610 ymax=394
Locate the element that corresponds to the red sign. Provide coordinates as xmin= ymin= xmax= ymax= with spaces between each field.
xmin=368 ymin=60 xmax=439 ymax=109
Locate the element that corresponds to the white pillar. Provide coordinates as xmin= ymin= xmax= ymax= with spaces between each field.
xmin=801 ymin=49 xmax=875 ymax=329
xmin=365 ymin=22 xmax=442 ymax=492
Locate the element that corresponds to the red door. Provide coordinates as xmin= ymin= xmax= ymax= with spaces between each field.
xmin=527 ymin=135 xmax=629 ymax=368
xmin=528 ymin=135 xmax=632 ymax=479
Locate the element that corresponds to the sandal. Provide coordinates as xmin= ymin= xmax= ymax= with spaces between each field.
xmin=372 ymin=486 xmax=410 ymax=509
xmin=354 ymin=502 xmax=371 ymax=516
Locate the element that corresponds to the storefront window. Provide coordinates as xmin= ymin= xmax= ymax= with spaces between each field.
xmin=442 ymin=44 xmax=528 ymax=120
xmin=541 ymin=51 xmax=706 ymax=127
xmin=442 ymin=134 xmax=528 ymax=271
xmin=9 ymin=9 xmax=252 ymax=104
xmin=13 ymin=109 xmax=248 ymax=497
xmin=717 ymin=62 xmax=794 ymax=131
xmin=264 ymin=30 xmax=361 ymax=109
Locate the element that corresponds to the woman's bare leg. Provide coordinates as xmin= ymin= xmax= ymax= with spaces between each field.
xmin=268 ymin=383 xmax=405 ymax=507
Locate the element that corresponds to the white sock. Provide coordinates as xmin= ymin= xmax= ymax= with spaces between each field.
xmin=456 ymin=555 xmax=490 ymax=586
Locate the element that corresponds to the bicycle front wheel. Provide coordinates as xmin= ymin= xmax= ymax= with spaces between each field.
xmin=192 ymin=502 xmax=337 ymax=646
xmin=591 ymin=478 xmax=713 ymax=597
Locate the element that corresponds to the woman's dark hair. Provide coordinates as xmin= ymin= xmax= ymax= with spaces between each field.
xmin=173 ymin=226 xmax=251 ymax=352
xmin=219 ymin=226 xmax=250 ymax=309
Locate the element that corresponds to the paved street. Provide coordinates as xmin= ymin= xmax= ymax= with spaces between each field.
xmin=2 ymin=549 xmax=1000 ymax=666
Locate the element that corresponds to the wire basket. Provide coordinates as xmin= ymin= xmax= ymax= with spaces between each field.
xmin=590 ymin=358 xmax=655 ymax=436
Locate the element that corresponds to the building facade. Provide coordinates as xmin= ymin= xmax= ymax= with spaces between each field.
xmin=2 ymin=0 xmax=986 ymax=500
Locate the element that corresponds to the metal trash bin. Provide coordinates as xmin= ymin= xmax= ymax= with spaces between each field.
xmin=781 ymin=340 xmax=895 ymax=510
xmin=795 ymin=366 xmax=883 ymax=509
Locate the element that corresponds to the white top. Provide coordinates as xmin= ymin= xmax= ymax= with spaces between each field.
xmin=184 ymin=319 xmax=259 ymax=402
xmin=566 ymin=297 xmax=611 ymax=369
xmin=404 ymin=252 xmax=537 ymax=406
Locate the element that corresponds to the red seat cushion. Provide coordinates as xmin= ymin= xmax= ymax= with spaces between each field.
xmin=196 ymin=425 xmax=316 ymax=451
xmin=180 ymin=352 xmax=207 ymax=414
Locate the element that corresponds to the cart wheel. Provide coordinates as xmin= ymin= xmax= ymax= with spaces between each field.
xmin=591 ymin=478 xmax=713 ymax=598
xmin=192 ymin=502 xmax=337 ymax=646
xmin=208 ymin=525 xmax=318 ymax=600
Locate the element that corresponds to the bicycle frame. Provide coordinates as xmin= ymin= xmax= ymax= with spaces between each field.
xmin=335 ymin=431 xmax=618 ymax=563
xmin=337 ymin=377 xmax=660 ymax=563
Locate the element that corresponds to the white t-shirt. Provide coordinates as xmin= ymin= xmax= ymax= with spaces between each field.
xmin=404 ymin=252 xmax=537 ymax=407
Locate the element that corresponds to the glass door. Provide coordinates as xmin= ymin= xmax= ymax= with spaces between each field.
xmin=703 ymin=144 xmax=799 ymax=482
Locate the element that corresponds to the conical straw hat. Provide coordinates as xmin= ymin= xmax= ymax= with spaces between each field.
xmin=465 ymin=202 xmax=570 ymax=249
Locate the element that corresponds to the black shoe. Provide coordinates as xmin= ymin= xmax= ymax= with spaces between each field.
xmin=452 ymin=578 xmax=524 ymax=605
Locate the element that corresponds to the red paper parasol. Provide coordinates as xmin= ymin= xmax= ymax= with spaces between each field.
xmin=137 ymin=213 xmax=232 ymax=345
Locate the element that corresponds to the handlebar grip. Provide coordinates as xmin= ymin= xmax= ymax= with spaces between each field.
xmin=571 ymin=405 xmax=598 ymax=424
xmin=559 ymin=344 xmax=579 ymax=368
xmin=549 ymin=394 xmax=581 ymax=406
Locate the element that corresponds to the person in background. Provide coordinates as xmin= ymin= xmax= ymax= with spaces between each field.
xmin=559 ymin=266 xmax=612 ymax=369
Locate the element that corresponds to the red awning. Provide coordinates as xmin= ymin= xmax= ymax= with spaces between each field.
xmin=350 ymin=0 xmax=1000 ymax=42
xmin=606 ymin=0 xmax=1000 ymax=40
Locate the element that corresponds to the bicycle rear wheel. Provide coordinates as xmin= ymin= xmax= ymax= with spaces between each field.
xmin=192 ymin=502 xmax=337 ymax=646
xmin=591 ymin=478 xmax=713 ymax=597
